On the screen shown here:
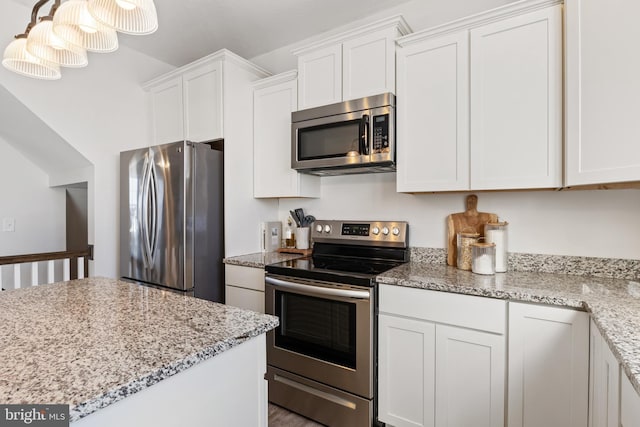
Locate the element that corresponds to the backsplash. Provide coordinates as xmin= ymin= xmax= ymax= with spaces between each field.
xmin=410 ymin=247 xmax=640 ymax=281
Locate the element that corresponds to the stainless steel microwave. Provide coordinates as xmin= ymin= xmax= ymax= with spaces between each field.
xmin=291 ymin=93 xmax=395 ymax=175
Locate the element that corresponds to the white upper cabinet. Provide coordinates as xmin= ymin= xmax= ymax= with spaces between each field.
xmin=396 ymin=0 xmax=563 ymax=193
xmin=396 ymin=31 xmax=470 ymax=192
xmin=182 ymin=61 xmax=223 ymax=142
xmin=148 ymin=77 xmax=184 ymax=144
xmin=145 ymin=57 xmax=223 ymax=144
xmin=565 ymin=0 xmax=640 ymax=186
xmin=470 ymin=5 xmax=562 ymax=190
xmin=297 ymin=45 xmax=343 ymax=110
xmin=253 ymin=71 xmax=320 ymax=198
xmin=294 ymin=15 xmax=411 ymax=110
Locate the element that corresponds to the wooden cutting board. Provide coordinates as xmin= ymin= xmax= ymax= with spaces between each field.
xmin=447 ymin=195 xmax=498 ymax=267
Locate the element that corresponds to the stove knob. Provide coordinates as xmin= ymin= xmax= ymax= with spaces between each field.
xmin=372 ymin=227 xmax=380 ymax=235
xmin=392 ymin=227 xmax=400 ymax=236
xmin=382 ymin=227 xmax=390 ymax=235
xmin=324 ymin=225 xmax=332 ymax=233
xmin=315 ymin=224 xmax=323 ymax=233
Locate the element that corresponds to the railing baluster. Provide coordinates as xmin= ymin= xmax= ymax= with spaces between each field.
xmin=47 ymin=260 xmax=55 ymax=284
xmin=78 ymin=257 xmax=85 ymax=279
xmin=13 ymin=265 xmax=21 ymax=289
xmin=31 ymin=262 xmax=38 ymax=286
xmin=63 ymin=259 xmax=70 ymax=281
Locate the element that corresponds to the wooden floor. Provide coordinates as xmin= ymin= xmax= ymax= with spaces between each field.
xmin=268 ymin=403 xmax=325 ymax=427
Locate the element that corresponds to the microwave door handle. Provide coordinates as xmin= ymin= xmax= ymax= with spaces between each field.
xmin=359 ymin=114 xmax=370 ymax=155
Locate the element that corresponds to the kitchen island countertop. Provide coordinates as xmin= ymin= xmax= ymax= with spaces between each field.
xmin=0 ymin=277 xmax=278 ymax=422
xmin=377 ymin=262 xmax=640 ymax=395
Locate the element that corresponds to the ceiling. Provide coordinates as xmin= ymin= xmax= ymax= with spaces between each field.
xmin=10 ymin=0 xmax=414 ymax=67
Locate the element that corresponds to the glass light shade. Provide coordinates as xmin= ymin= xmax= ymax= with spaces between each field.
xmin=53 ymin=0 xmax=119 ymax=53
xmin=87 ymin=0 xmax=158 ymax=35
xmin=26 ymin=19 xmax=88 ymax=68
xmin=2 ymin=37 xmax=61 ymax=80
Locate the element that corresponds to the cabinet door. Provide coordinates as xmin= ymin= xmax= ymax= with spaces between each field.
xmin=342 ymin=28 xmax=396 ymax=101
xmin=149 ymin=77 xmax=184 ymax=144
xmin=297 ymin=44 xmax=342 ymax=110
xmin=396 ymin=32 xmax=470 ymax=192
xmin=508 ymin=302 xmax=589 ymax=427
xmin=183 ymin=62 xmax=223 ymax=142
xmin=589 ymin=320 xmax=620 ymax=427
xmin=435 ymin=325 xmax=504 ymax=427
xmin=378 ymin=314 xmax=435 ymax=427
xmin=253 ymin=74 xmax=320 ymax=198
xmin=565 ymin=0 xmax=640 ymax=185
xmin=225 ymin=285 xmax=264 ymax=313
xmin=470 ymin=6 xmax=562 ymax=190
xmin=621 ymin=373 xmax=640 ymax=427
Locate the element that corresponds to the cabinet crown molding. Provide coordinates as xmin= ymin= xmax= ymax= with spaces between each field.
xmin=292 ymin=14 xmax=412 ymax=56
xmin=252 ymin=70 xmax=298 ymax=90
xmin=142 ymin=48 xmax=271 ymax=90
xmin=397 ymin=0 xmax=562 ymax=47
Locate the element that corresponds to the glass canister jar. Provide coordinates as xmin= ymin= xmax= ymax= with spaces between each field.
xmin=457 ymin=232 xmax=479 ymax=271
xmin=484 ymin=221 xmax=508 ymax=273
xmin=471 ymin=242 xmax=496 ymax=275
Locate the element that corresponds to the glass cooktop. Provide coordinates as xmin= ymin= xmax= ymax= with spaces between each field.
xmin=265 ymin=255 xmax=404 ymax=287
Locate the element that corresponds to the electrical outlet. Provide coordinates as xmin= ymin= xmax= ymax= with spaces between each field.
xmin=2 ymin=218 xmax=15 ymax=232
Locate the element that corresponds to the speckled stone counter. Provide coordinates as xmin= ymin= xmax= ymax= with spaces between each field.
xmin=0 ymin=277 xmax=278 ymax=422
xmin=223 ymin=251 xmax=303 ymax=268
xmin=377 ymin=262 xmax=640 ymax=395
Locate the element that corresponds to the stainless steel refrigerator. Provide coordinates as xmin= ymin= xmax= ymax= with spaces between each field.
xmin=119 ymin=140 xmax=224 ymax=302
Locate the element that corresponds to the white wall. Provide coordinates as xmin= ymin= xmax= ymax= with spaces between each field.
xmin=279 ymin=174 xmax=640 ymax=260
xmin=250 ymin=0 xmax=516 ymax=73
xmin=0 ymin=137 xmax=65 ymax=256
xmin=0 ymin=1 xmax=174 ymax=277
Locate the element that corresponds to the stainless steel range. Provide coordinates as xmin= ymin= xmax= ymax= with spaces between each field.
xmin=265 ymin=220 xmax=409 ymax=427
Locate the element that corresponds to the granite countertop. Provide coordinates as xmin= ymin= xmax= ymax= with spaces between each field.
xmin=223 ymin=251 xmax=303 ymax=268
xmin=377 ymin=262 xmax=640 ymax=395
xmin=0 ymin=277 xmax=278 ymax=422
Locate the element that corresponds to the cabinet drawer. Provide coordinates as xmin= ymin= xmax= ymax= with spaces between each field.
xmin=379 ymin=285 xmax=506 ymax=334
xmin=225 ymin=264 xmax=265 ymax=291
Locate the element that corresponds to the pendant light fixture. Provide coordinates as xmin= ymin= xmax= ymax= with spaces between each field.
xmin=87 ymin=0 xmax=158 ymax=35
xmin=53 ymin=0 xmax=118 ymax=53
xmin=27 ymin=16 xmax=89 ymax=68
xmin=2 ymin=35 xmax=61 ymax=80
xmin=2 ymin=0 xmax=157 ymax=80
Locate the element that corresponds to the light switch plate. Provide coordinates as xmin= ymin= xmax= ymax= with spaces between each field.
xmin=2 ymin=218 xmax=15 ymax=232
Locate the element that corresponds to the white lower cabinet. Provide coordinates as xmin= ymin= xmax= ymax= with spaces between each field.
xmin=621 ymin=372 xmax=640 ymax=427
xmin=589 ymin=319 xmax=620 ymax=427
xmin=508 ymin=302 xmax=589 ymax=427
xmin=224 ymin=264 xmax=265 ymax=313
xmin=378 ymin=285 xmax=506 ymax=427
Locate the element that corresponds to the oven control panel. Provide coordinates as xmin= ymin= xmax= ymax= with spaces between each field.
xmin=311 ymin=220 xmax=408 ymax=248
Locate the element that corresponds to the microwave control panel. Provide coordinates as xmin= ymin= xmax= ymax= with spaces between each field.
xmin=372 ymin=114 xmax=389 ymax=153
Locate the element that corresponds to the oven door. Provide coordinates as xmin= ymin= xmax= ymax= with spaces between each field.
xmin=291 ymin=110 xmax=371 ymax=171
xmin=265 ymin=275 xmax=374 ymax=399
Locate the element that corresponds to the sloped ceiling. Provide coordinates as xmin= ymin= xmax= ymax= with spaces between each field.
xmin=0 ymin=84 xmax=91 ymax=180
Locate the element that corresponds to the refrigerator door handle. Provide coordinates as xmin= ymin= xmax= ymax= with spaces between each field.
xmin=148 ymin=162 xmax=158 ymax=264
xmin=141 ymin=156 xmax=153 ymax=269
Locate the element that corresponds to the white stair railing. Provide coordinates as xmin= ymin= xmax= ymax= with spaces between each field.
xmin=0 ymin=246 xmax=93 ymax=291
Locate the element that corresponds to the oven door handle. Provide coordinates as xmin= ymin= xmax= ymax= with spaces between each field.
xmin=265 ymin=277 xmax=370 ymax=300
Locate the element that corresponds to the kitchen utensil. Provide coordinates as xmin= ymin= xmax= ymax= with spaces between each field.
xmin=303 ymin=215 xmax=315 ymax=227
xmin=289 ymin=210 xmax=301 ymax=227
xmin=294 ymin=208 xmax=305 ymax=227
xmin=446 ymin=195 xmax=498 ymax=267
